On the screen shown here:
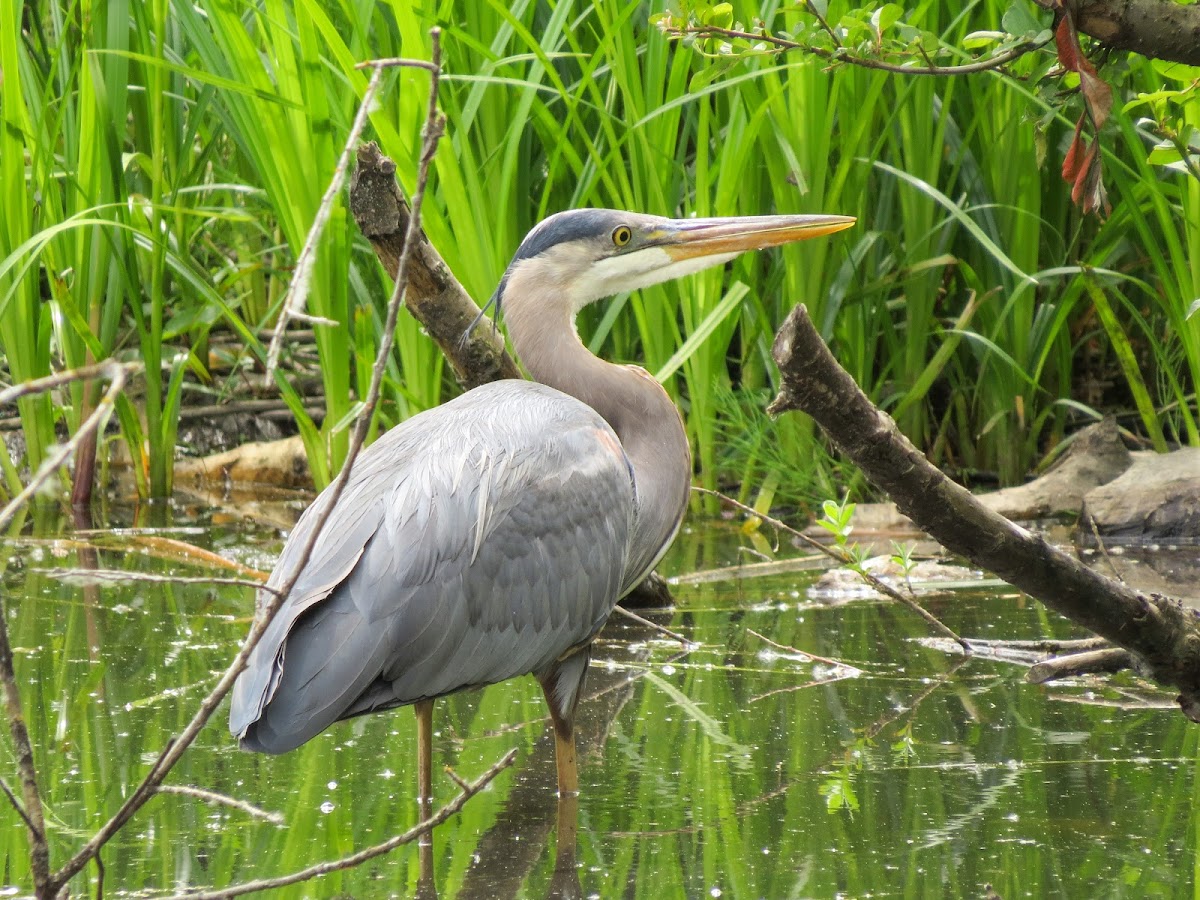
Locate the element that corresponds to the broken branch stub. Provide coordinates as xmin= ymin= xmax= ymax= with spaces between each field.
xmin=348 ymin=141 xmax=521 ymax=389
xmin=768 ymin=303 xmax=1200 ymax=721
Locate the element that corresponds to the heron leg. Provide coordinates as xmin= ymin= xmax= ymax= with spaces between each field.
xmin=415 ymin=698 xmax=434 ymax=811
xmin=415 ymin=699 xmax=436 ymax=894
xmin=536 ymin=648 xmax=590 ymax=797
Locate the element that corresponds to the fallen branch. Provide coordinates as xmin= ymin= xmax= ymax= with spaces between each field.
xmin=767 ymin=304 xmax=1200 ymax=720
xmin=1027 ymin=647 xmax=1133 ymax=684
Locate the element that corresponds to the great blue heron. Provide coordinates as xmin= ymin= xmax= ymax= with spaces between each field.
xmin=229 ymin=209 xmax=854 ymax=803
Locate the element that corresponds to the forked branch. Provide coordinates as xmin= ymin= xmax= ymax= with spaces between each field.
xmin=768 ymin=304 xmax=1200 ymax=720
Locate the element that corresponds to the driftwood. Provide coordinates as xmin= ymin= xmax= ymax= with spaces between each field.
xmin=768 ymin=304 xmax=1200 ymax=721
xmin=348 ymin=141 xmax=521 ymax=389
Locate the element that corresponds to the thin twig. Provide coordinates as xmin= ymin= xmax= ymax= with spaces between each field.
xmin=862 ymin=655 xmax=971 ymax=742
xmin=745 ymin=628 xmax=850 ymax=670
xmin=0 ymin=360 xmax=136 ymax=406
xmin=1085 ymin=511 xmax=1123 ymax=582
xmin=668 ymin=23 xmax=1047 ymax=76
xmin=32 ymin=569 xmax=277 ymax=595
xmin=156 ymin=785 xmax=283 ymax=824
xmin=0 ymin=361 xmax=137 ymax=534
xmin=263 ymin=64 xmax=385 ymax=383
xmin=804 ymin=0 xmax=842 ymax=47
xmin=0 ymin=597 xmax=51 ymax=895
xmin=355 ymin=57 xmax=440 ymax=72
xmin=694 ymin=487 xmax=970 ymax=653
xmin=610 ymin=605 xmax=690 ymax=647
xmin=0 ymin=775 xmax=37 ymax=835
xmin=48 ymin=35 xmax=446 ymax=894
xmin=153 ymin=749 xmax=517 ymax=900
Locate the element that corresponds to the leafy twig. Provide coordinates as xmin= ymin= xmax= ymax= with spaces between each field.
xmin=693 ymin=487 xmax=970 ymax=653
xmin=661 ymin=22 xmax=1047 ymax=76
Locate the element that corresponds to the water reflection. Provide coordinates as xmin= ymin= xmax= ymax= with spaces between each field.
xmin=1 ymin=508 xmax=1197 ymax=898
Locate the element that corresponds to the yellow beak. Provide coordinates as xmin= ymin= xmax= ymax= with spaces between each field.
xmin=655 ymin=214 xmax=856 ymax=260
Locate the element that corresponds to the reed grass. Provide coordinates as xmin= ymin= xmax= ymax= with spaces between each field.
xmin=1 ymin=0 xmax=1196 ymax=507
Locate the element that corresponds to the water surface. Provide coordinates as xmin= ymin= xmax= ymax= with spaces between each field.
xmin=1 ymin=508 xmax=1194 ymax=898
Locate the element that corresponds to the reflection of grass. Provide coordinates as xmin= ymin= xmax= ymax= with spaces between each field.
xmin=3 ymin=513 xmax=1198 ymax=895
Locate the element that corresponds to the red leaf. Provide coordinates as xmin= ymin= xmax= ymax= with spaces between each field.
xmin=1054 ymin=13 xmax=1112 ymax=127
xmin=1062 ymin=116 xmax=1086 ymax=182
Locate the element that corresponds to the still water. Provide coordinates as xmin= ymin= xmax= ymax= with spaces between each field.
xmin=2 ymin=503 xmax=1195 ymax=898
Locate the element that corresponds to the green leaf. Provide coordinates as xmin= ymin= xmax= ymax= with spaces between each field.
xmin=1002 ymin=2 xmax=1044 ymax=39
xmin=871 ymin=4 xmax=903 ymax=37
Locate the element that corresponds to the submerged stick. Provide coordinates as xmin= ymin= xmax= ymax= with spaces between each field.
xmin=768 ymin=304 xmax=1200 ymax=721
xmin=1027 ymin=648 xmax=1133 ymax=684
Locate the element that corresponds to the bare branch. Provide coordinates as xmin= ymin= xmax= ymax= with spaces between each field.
xmin=0 ymin=361 xmax=137 ymax=533
xmin=768 ymin=303 xmax=1200 ymax=721
xmin=264 ymin=64 xmax=385 ymax=383
xmin=153 ymin=749 xmax=517 ymax=900
xmin=48 ymin=33 xmax=448 ymax=893
xmin=0 ymin=598 xmax=50 ymax=894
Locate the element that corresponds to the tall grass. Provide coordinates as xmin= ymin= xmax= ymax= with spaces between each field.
xmin=2 ymin=0 xmax=1197 ymax=509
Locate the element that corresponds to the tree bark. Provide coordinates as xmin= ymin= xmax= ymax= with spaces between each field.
xmin=348 ymin=141 xmax=522 ymax=390
xmin=768 ymin=304 xmax=1200 ymax=721
xmin=1043 ymin=0 xmax=1200 ymax=67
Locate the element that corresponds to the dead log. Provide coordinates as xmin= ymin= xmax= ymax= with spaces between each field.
xmin=768 ymin=304 xmax=1200 ymax=721
xmin=348 ymin=140 xmax=522 ymax=389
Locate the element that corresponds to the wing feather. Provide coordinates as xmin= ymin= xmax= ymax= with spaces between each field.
xmin=229 ymin=381 xmax=635 ymax=753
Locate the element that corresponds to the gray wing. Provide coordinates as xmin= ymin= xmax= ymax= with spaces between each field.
xmin=229 ymin=380 xmax=635 ymax=753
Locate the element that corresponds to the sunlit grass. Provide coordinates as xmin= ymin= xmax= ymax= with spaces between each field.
xmin=1 ymin=0 xmax=1197 ymax=507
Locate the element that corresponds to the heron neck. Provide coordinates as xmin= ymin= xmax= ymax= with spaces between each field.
xmin=506 ymin=299 xmax=691 ymax=591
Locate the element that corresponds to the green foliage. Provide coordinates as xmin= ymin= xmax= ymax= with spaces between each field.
xmin=2 ymin=0 xmax=1198 ymax=508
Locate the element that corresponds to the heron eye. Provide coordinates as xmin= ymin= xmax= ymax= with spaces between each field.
xmin=612 ymin=225 xmax=632 ymax=247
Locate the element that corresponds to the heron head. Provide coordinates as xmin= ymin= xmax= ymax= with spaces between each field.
xmin=488 ymin=208 xmax=856 ymax=320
